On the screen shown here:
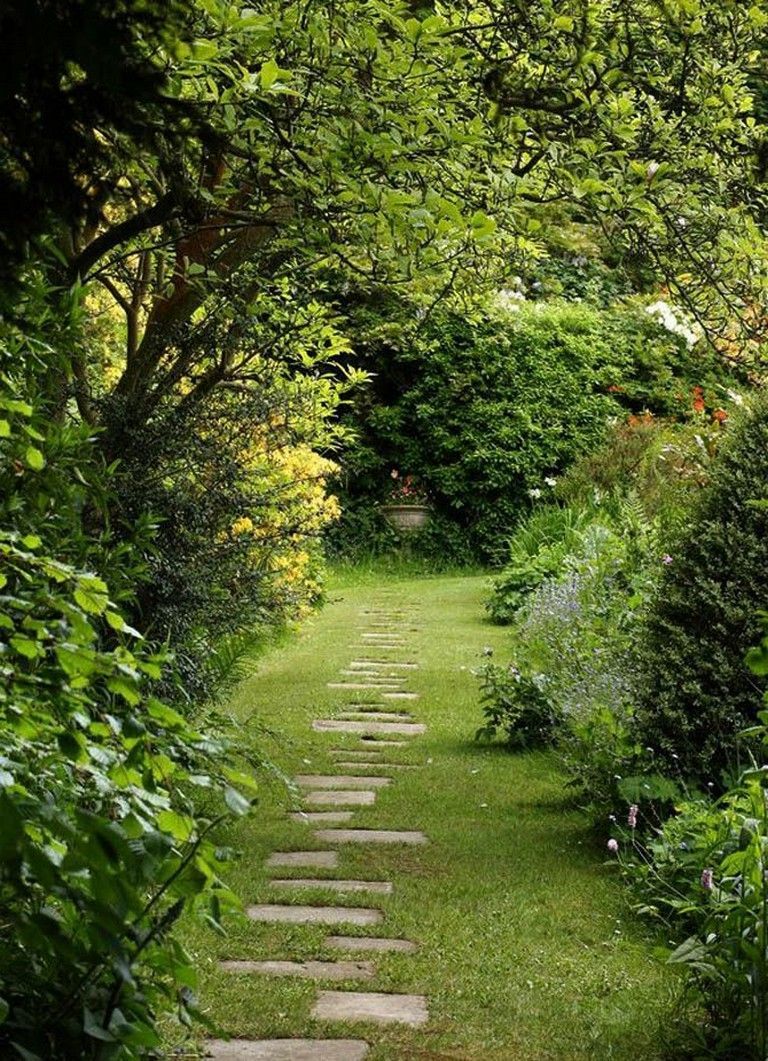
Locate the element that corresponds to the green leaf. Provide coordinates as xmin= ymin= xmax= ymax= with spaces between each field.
xmin=73 ymin=581 xmax=109 ymax=615
xmin=0 ymin=996 xmax=8 ymax=1023
xmin=24 ymin=446 xmax=45 ymax=471
xmin=259 ymin=58 xmax=280 ymax=91
xmin=10 ymin=636 xmax=41 ymax=660
xmin=224 ymin=786 xmax=252 ymax=816
xmin=0 ymin=420 xmax=10 ymax=438
xmin=157 ymin=810 xmax=195 ymax=842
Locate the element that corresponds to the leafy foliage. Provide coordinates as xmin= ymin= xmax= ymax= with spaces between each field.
xmin=0 ymin=383 xmax=253 ymax=1058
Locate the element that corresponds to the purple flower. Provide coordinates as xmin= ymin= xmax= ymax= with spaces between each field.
xmin=662 ymin=554 xmax=673 ymax=565
xmin=628 ymin=804 xmax=639 ymax=829
xmin=607 ymin=838 xmax=619 ymax=854
xmin=701 ymin=868 xmax=714 ymax=891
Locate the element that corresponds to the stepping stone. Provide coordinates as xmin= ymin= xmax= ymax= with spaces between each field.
xmin=338 ymin=712 xmax=415 ymax=723
xmin=295 ymin=775 xmax=391 ymax=789
xmin=349 ymin=661 xmax=417 ymax=670
xmin=313 ymin=720 xmax=425 ymax=737
xmin=339 ymin=671 xmax=405 ymax=680
xmin=304 ymin=790 xmax=377 ymax=806
xmin=314 ymin=829 xmax=428 ymax=846
xmin=270 ymin=879 xmax=393 ymax=894
xmin=289 ymin=811 xmax=354 ymax=824
xmin=267 ymin=851 xmax=339 ymax=869
xmin=334 ymin=762 xmax=416 ymax=771
xmin=220 ymin=959 xmax=375 ymax=981
xmin=312 ymin=991 xmax=429 ymax=1027
xmin=327 ymin=683 xmax=401 ymax=691
xmin=326 ymin=936 xmax=418 ymax=954
xmin=361 ymin=633 xmax=406 ymax=640
xmin=247 ymin=905 xmax=382 ymax=926
xmin=382 ymin=692 xmax=419 ymax=701
xmin=329 ymin=750 xmax=383 ymax=760
xmin=206 ymin=1039 xmax=369 ymax=1060
xmin=359 ymin=738 xmax=408 ymax=747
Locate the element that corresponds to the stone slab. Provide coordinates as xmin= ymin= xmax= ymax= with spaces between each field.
xmin=295 ymin=775 xmax=391 ymax=789
xmin=289 ymin=812 xmax=354 ymax=824
xmin=206 ymin=1039 xmax=369 ymax=1060
xmin=267 ymin=851 xmax=339 ymax=869
xmin=270 ymin=879 xmax=393 ymax=895
xmin=334 ymin=762 xmax=416 ymax=771
xmin=314 ymin=829 xmax=428 ymax=846
xmin=338 ymin=713 xmax=415 ymax=723
xmin=220 ymin=959 xmax=375 ymax=981
xmin=327 ymin=683 xmax=400 ymax=691
xmin=312 ymin=991 xmax=429 ymax=1027
xmin=382 ymin=692 xmax=419 ymax=701
xmin=247 ymin=905 xmax=382 ymax=926
xmin=329 ymin=750 xmax=383 ymax=760
xmin=340 ymin=671 xmax=405 ymax=680
xmin=326 ymin=936 xmax=418 ymax=954
xmin=359 ymin=738 xmax=408 ymax=747
xmin=305 ymin=790 xmax=376 ymax=806
xmin=349 ymin=661 xmax=417 ymax=670
xmin=313 ymin=721 xmax=425 ymax=737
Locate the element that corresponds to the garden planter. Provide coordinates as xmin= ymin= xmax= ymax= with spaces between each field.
xmin=379 ymin=504 xmax=431 ymax=532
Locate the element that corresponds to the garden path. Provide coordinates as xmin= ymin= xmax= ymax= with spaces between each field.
xmin=192 ymin=575 xmax=679 ymax=1060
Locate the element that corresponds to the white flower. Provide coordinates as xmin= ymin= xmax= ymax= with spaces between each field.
xmin=544 ymin=476 xmax=557 ymax=487
xmin=645 ymin=299 xmax=701 ymax=349
xmin=528 ymin=487 xmax=542 ymax=499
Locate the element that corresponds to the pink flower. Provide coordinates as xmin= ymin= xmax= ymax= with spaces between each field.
xmin=662 ymin=554 xmax=673 ymax=565
xmin=701 ymin=868 xmax=714 ymax=890
xmin=628 ymin=804 xmax=638 ymax=829
xmin=607 ymin=838 xmax=619 ymax=854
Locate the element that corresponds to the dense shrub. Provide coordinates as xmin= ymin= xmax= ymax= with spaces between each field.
xmin=0 ymin=366 xmax=252 ymax=1057
xmin=635 ymin=394 xmax=768 ymax=782
xmin=334 ymin=298 xmax=737 ymax=561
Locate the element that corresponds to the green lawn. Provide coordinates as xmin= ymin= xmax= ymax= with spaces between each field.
xmin=184 ymin=572 xmax=681 ymax=1059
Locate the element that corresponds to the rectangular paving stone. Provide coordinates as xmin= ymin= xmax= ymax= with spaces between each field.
xmin=359 ymin=738 xmax=408 ymax=747
xmin=327 ymin=683 xmax=401 ymax=691
xmin=289 ymin=811 xmax=354 ymax=824
xmin=219 ymin=959 xmax=374 ymax=981
xmin=313 ymin=720 xmax=425 ymax=737
xmin=314 ymin=829 xmax=428 ymax=846
xmin=247 ymin=904 xmax=382 ymax=926
xmin=312 ymin=991 xmax=428 ymax=1027
xmin=329 ymin=750 xmax=383 ymax=760
xmin=349 ymin=661 xmax=417 ymax=670
xmin=206 ymin=1039 xmax=369 ymax=1060
xmin=295 ymin=775 xmax=391 ymax=789
xmin=305 ymin=790 xmax=376 ymax=806
xmin=382 ymin=692 xmax=419 ymax=700
xmin=338 ymin=712 xmax=415 ymax=723
xmin=270 ymin=879 xmax=393 ymax=895
xmin=340 ymin=671 xmax=405 ymax=680
xmin=334 ymin=762 xmax=416 ymax=771
xmin=267 ymin=851 xmax=339 ymax=869
xmin=326 ymin=936 xmax=418 ymax=954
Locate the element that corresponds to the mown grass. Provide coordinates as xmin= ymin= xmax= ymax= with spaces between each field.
xmin=183 ymin=572 xmax=682 ymax=1059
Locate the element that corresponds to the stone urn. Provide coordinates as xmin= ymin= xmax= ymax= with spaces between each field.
xmin=379 ymin=504 xmax=431 ymax=533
